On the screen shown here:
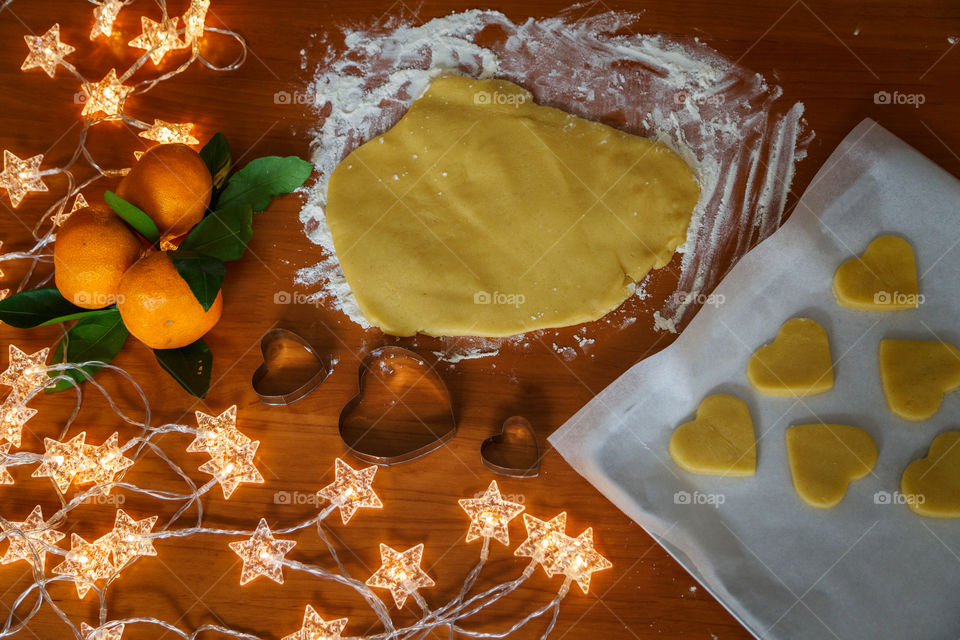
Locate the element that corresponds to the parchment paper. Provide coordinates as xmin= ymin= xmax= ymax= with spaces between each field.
xmin=549 ymin=119 xmax=960 ymax=640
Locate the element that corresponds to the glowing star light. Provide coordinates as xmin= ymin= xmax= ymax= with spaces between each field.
xmin=458 ymin=480 xmax=525 ymax=546
xmin=139 ymin=119 xmax=199 ymax=145
xmin=76 ymin=433 xmax=134 ymax=493
xmin=514 ymin=512 xmax=571 ymax=576
xmin=52 ymin=533 xmax=114 ymax=598
xmin=80 ymin=622 xmax=125 ymax=640
xmin=90 ymin=0 xmax=123 ymax=40
xmin=317 ymin=458 xmax=383 ymax=524
xmin=52 ymin=192 xmax=89 ymax=226
xmin=182 ymin=0 xmax=211 ymax=45
xmin=0 ymin=395 xmax=38 ymax=448
xmin=188 ymin=405 xmax=249 ymax=455
xmin=0 ymin=345 xmax=50 ymax=395
xmin=366 ymin=543 xmax=435 ymax=608
xmin=81 ymin=69 xmax=133 ymax=119
xmin=32 ymin=433 xmax=89 ymax=493
xmin=0 ymin=443 xmax=14 ymax=485
xmin=1 ymin=151 xmax=48 ymax=209
xmin=100 ymin=509 xmax=158 ymax=568
xmin=22 ymin=24 xmax=75 ymax=78
xmin=0 ymin=505 xmax=65 ymax=571
xmin=228 ymin=518 xmax=296 ymax=585
xmin=554 ymin=527 xmax=612 ymax=594
xmin=128 ymin=17 xmax=182 ymax=66
xmin=282 ymin=605 xmax=347 ymax=640
xmin=198 ymin=440 xmax=264 ymax=499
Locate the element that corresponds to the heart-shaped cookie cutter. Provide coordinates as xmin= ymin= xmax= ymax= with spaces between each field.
xmin=339 ymin=346 xmax=457 ymax=466
xmin=481 ymin=416 xmax=541 ymax=478
xmin=252 ymin=328 xmax=331 ymax=405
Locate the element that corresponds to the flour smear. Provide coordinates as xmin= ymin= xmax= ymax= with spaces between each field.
xmin=297 ymin=7 xmax=811 ymax=357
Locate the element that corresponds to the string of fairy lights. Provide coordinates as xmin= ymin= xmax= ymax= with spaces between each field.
xmin=0 ymin=2 xmax=613 ymax=638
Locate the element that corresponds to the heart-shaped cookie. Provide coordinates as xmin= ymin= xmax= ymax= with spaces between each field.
xmin=879 ymin=339 xmax=960 ymax=421
xmin=785 ymin=423 xmax=877 ymax=509
xmin=900 ymin=431 xmax=960 ymax=518
xmin=747 ymin=318 xmax=834 ymax=397
xmin=481 ymin=416 xmax=541 ymax=478
xmin=339 ymin=346 xmax=456 ymax=465
xmin=833 ymin=235 xmax=920 ymax=311
xmin=668 ymin=394 xmax=756 ymax=476
xmin=252 ymin=328 xmax=330 ymax=405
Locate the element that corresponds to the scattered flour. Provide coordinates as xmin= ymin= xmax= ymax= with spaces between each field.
xmin=296 ymin=7 xmax=810 ymax=353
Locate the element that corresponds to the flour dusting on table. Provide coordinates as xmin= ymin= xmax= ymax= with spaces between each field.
xmin=297 ymin=7 xmax=810 ymax=350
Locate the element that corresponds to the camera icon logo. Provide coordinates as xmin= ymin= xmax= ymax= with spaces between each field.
xmin=674 ymin=490 xmax=691 ymax=505
xmin=474 ymin=91 xmax=491 ymax=105
xmin=873 ymin=91 xmax=892 ymax=105
xmin=274 ymin=491 xmax=292 ymax=504
xmin=274 ymin=90 xmax=292 ymax=105
xmin=874 ymin=291 xmax=891 ymax=305
xmin=474 ymin=290 xmax=491 ymax=304
xmin=274 ymin=291 xmax=292 ymax=304
xmin=874 ymin=490 xmax=891 ymax=504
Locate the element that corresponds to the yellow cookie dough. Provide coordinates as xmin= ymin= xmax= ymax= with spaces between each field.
xmin=833 ymin=235 xmax=920 ymax=311
xmin=785 ymin=424 xmax=877 ymax=509
xmin=879 ymin=339 xmax=960 ymax=421
xmin=668 ymin=394 xmax=756 ymax=476
xmin=747 ymin=318 xmax=834 ymax=397
xmin=325 ymin=76 xmax=700 ymax=337
xmin=900 ymin=431 xmax=960 ymax=518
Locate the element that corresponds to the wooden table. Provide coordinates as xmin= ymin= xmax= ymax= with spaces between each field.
xmin=0 ymin=0 xmax=957 ymax=638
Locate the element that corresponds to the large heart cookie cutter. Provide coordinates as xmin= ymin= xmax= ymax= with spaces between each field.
xmin=481 ymin=416 xmax=541 ymax=478
xmin=339 ymin=346 xmax=457 ymax=466
xmin=252 ymin=328 xmax=331 ymax=405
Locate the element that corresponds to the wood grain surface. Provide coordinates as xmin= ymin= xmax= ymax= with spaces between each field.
xmin=1 ymin=0 xmax=958 ymax=638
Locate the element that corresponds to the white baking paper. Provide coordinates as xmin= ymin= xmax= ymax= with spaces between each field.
xmin=550 ymin=119 xmax=960 ymax=640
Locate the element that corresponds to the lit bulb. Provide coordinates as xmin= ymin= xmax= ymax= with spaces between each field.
xmin=366 ymin=543 xmax=435 ymax=608
xmin=139 ymin=120 xmax=199 ymax=145
xmin=80 ymin=622 xmax=125 ymax=640
xmin=0 ymin=395 xmax=38 ymax=448
xmin=0 ymin=151 xmax=48 ymax=209
xmin=21 ymin=24 xmax=75 ymax=78
xmin=458 ymin=480 xmax=525 ymax=546
xmin=228 ymin=518 xmax=296 ymax=585
xmin=81 ymin=69 xmax=133 ymax=119
xmin=89 ymin=0 xmax=123 ymax=41
xmin=76 ymin=433 xmax=134 ymax=494
xmin=128 ymin=17 xmax=183 ymax=66
xmin=0 ymin=505 xmax=65 ymax=571
xmin=281 ymin=605 xmax=347 ymax=640
xmin=316 ymin=458 xmax=383 ymax=524
xmin=52 ymin=533 xmax=114 ymax=598
xmin=181 ymin=0 xmax=211 ymax=46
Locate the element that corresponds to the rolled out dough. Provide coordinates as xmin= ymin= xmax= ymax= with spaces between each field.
xmin=325 ymin=76 xmax=700 ymax=337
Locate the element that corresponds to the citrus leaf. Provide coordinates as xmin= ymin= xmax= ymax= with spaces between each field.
xmin=104 ymin=191 xmax=160 ymax=242
xmin=200 ymin=132 xmax=232 ymax=192
xmin=179 ymin=203 xmax=253 ymax=262
xmin=154 ymin=338 xmax=212 ymax=398
xmin=47 ymin=307 xmax=128 ymax=392
xmin=169 ymin=250 xmax=225 ymax=311
xmin=218 ymin=156 xmax=313 ymax=212
xmin=0 ymin=288 xmax=100 ymax=328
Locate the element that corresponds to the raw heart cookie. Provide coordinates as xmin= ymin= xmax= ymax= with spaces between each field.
xmin=747 ymin=318 xmax=834 ymax=397
xmin=833 ymin=235 xmax=920 ymax=311
xmin=879 ymin=339 xmax=960 ymax=421
xmin=785 ymin=424 xmax=878 ymax=509
xmin=668 ymin=394 xmax=756 ymax=476
xmin=900 ymin=431 xmax=960 ymax=518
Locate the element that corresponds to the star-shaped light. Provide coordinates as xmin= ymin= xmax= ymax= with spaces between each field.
xmin=32 ymin=433 xmax=89 ymax=493
xmin=198 ymin=440 xmax=264 ymax=499
xmin=0 ymin=395 xmax=38 ymax=448
xmin=53 ymin=193 xmax=88 ymax=226
xmin=188 ymin=405 xmax=250 ymax=455
xmin=99 ymin=509 xmax=157 ymax=568
xmin=81 ymin=69 xmax=133 ymax=119
xmin=76 ymin=432 xmax=134 ymax=493
xmin=228 ymin=518 xmax=296 ymax=585
xmin=0 ymin=290 xmax=7 ymax=302
xmin=458 ymin=480 xmax=525 ymax=546
xmin=0 ymin=443 xmax=14 ymax=485
xmin=80 ymin=622 xmax=125 ymax=640
xmin=1 ymin=151 xmax=48 ymax=209
xmin=0 ymin=505 xmax=65 ymax=571
xmin=0 ymin=345 xmax=50 ymax=396
xmin=366 ymin=543 xmax=435 ymax=609
xmin=90 ymin=0 xmax=123 ymax=40
xmin=52 ymin=533 xmax=114 ymax=598
xmin=514 ymin=512 xmax=571 ymax=576
xmin=139 ymin=119 xmax=199 ymax=145
xmin=22 ymin=24 xmax=75 ymax=78
xmin=282 ymin=605 xmax=347 ymax=640
xmin=128 ymin=17 xmax=182 ymax=66
xmin=317 ymin=458 xmax=383 ymax=525
xmin=182 ymin=0 xmax=210 ymax=45
xmin=554 ymin=527 xmax=612 ymax=594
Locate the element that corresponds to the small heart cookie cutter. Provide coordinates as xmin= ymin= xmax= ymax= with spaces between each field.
xmin=252 ymin=328 xmax=331 ymax=405
xmin=481 ymin=416 xmax=541 ymax=478
xmin=339 ymin=346 xmax=457 ymax=466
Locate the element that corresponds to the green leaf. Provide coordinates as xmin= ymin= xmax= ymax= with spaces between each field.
xmin=178 ymin=204 xmax=253 ymax=262
xmin=200 ymin=132 xmax=232 ymax=191
xmin=0 ymin=288 xmax=101 ymax=328
xmin=47 ymin=308 xmax=129 ymax=392
xmin=218 ymin=156 xmax=313 ymax=212
xmin=169 ymin=250 xmax=225 ymax=311
xmin=104 ymin=191 xmax=160 ymax=242
xmin=154 ymin=338 xmax=212 ymax=398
